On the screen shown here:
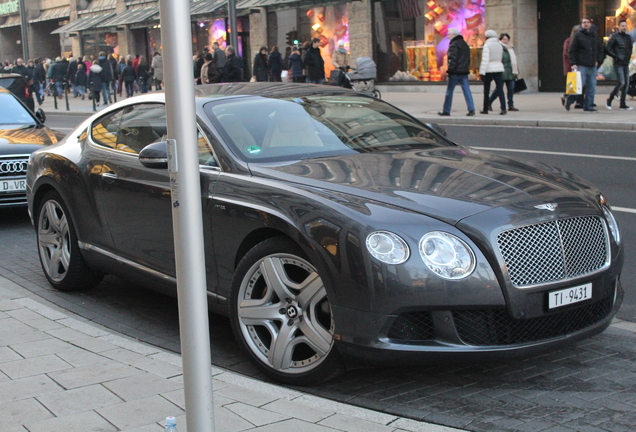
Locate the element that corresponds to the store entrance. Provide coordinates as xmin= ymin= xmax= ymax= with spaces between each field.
xmin=537 ymin=0 xmax=580 ymax=92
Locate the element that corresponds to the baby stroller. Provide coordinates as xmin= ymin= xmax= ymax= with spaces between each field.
xmin=628 ymin=73 xmax=636 ymax=98
xmin=328 ymin=56 xmax=381 ymax=99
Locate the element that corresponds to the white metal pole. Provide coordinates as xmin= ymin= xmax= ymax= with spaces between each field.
xmin=158 ymin=1 xmax=215 ymax=431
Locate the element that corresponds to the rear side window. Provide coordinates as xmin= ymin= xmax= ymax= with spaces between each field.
xmin=91 ymin=109 xmax=123 ymax=149
xmin=116 ymin=104 xmax=167 ymax=154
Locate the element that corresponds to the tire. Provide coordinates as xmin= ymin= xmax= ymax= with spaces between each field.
xmin=36 ymin=191 xmax=103 ymax=291
xmin=372 ymin=89 xmax=381 ymax=99
xmin=230 ymin=237 xmax=344 ymax=385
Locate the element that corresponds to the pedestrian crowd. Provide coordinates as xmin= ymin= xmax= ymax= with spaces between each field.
xmin=190 ymin=37 xmax=332 ymax=86
xmin=2 ymin=51 xmax=165 ymax=107
xmin=439 ymin=17 xmax=636 ymax=116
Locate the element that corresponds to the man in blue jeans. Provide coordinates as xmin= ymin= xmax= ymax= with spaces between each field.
xmin=439 ymin=28 xmax=475 ymax=117
xmin=605 ymin=19 xmax=633 ymax=110
xmin=565 ymin=18 xmax=604 ymax=112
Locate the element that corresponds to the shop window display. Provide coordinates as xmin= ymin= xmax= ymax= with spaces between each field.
xmin=300 ymin=5 xmax=349 ymax=75
xmin=374 ymin=0 xmax=485 ymax=82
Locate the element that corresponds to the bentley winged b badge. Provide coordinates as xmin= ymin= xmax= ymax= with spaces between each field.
xmin=534 ymin=203 xmax=558 ymax=211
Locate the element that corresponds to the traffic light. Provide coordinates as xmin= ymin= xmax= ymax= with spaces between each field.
xmin=286 ymin=30 xmax=299 ymax=46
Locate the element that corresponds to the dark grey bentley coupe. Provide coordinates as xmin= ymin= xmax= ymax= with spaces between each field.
xmin=26 ymin=83 xmax=623 ymax=385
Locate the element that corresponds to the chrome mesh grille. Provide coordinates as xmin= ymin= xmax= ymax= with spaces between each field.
xmin=497 ymin=216 xmax=608 ymax=287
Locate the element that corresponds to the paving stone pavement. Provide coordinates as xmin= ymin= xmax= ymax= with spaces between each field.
xmin=0 ymin=274 xmax=463 ymax=432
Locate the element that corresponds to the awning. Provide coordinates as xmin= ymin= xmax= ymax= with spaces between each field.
xmin=29 ymin=6 xmax=71 ymax=24
xmin=51 ymin=13 xmax=116 ymax=34
xmin=80 ymin=0 xmax=117 ymax=13
xmin=96 ymin=5 xmax=159 ymax=28
xmin=0 ymin=15 xmax=21 ymax=29
xmin=236 ymin=0 xmax=359 ymax=8
xmin=191 ymin=0 xmax=226 ymax=15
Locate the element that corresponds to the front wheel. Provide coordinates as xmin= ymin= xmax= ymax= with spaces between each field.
xmin=372 ymin=89 xmax=382 ymax=99
xmin=36 ymin=191 xmax=103 ymax=291
xmin=230 ymin=237 xmax=344 ymax=385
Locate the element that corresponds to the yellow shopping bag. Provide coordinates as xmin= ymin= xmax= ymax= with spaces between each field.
xmin=565 ymin=71 xmax=582 ymax=95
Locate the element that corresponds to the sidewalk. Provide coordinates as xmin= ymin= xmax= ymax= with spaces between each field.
xmin=38 ymin=85 xmax=636 ymax=132
xmin=0 ymin=274 xmax=462 ymax=432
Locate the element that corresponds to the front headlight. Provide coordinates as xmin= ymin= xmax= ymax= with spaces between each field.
xmin=602 ymin=206 xmax=620 ymax=245
xmin=419 ymin=231 xmax=476 ymax=280
xmin=366 ymin=231 xmax=410 ymax=265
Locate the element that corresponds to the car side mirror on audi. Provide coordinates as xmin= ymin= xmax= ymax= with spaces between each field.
xmin=139 ymin=141 xmax=169 ymax=169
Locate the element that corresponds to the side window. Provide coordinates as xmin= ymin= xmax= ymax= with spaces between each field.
xmin=116 ymin=103 xmax=167 ymax=154
xmin=91 ymin=110 xmax=123 ymax=149
xmin=197 ymin=128 xmax=218 ymax=167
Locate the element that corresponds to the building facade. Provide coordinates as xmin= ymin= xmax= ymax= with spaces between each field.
xmin=0 ymin=0 xmax=631 ymax=91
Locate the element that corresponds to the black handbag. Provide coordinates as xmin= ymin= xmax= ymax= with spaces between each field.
xmin=514 ymin=78 xmax=527 ymax=93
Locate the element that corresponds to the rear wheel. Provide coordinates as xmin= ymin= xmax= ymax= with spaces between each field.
xmin=372 ymin=89 xmax=381 ymax=99
xmin=230 ymin=237 xmax=344 ymax=385
xmin=36 ymin=191 xmax=103 ymax=291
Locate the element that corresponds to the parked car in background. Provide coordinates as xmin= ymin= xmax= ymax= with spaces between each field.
xmin=26 ymin=83 xmax=623 ymax=385
xmin=0 ymin=73 xmax=35 ymax=113
xmin=0 ymin=87 xmax=64 ymax=208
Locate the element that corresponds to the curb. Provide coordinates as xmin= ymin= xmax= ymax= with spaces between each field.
xmin=416 ymin=116 xmax=636 ymax=131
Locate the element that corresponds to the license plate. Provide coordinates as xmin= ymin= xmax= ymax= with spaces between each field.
xmin=548 ymin=283 xmax=592 ymax=309
xmin=1 ymin=178 xmax=26 ymax=193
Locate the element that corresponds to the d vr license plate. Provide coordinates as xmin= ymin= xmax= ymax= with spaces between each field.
xmin=548 ymin=283 xmax=592 ymax=309
xmin=1 ymin=178 xmax=26 ymax=193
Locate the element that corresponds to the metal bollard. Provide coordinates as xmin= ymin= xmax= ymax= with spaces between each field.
xmin=64 ymin=81 xmax=70 ymax=111
xmin=92 ymin=87 xmax=97 ymax=112
xmin=53 ymin=83 xmax=58 ymax=110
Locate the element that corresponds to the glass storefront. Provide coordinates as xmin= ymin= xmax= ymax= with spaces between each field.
xmin=373 ymin=0 xmax=486 ymax=82
xmin=82 ymin=32 xmax=118 ymax=58
xmin=299 ymin=5 xmax=348 ymax=73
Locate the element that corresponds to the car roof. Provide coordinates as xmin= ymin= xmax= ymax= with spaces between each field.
xmin=193 ymin=82 xmax=363 ymax=99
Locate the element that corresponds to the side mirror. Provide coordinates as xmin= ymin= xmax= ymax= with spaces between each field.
xmin=139 ymin=141 xmax=168 ymax=169
xmin=425 ymin=123 xmax=447 ymax=137
xmin=35 ymin=108 xmax=46 ymax=124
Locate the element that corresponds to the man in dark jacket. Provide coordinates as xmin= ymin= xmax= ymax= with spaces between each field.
xmin=605 ymin=19 xmax=633 ymax=110
xmin=565 ymin=18 xmax=604 ymax=112
xmin=223 ymin=46 xmax=243 ymax=82
xmin=98 ymin=52 xmax=113 ymax=104
xmin=50 ymin=57 xmax=68 ymax=98
xmin=439 ymin=28 xmax=475 ymax=116
xmin=303 ymin=38 xmax=325 ymax=84
xmin=11 ymin=58 xmax=29 ymax=80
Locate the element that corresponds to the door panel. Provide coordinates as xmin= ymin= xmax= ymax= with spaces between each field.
xmin=537 ymin=0 xmax=581 ymax=92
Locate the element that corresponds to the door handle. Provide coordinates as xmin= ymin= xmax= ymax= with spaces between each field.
xmin=101 ymin=172 xmax=118 ymax=184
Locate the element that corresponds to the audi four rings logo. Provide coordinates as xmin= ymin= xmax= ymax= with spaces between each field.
xmin=0 ymin=160 xmax=28 ymax=175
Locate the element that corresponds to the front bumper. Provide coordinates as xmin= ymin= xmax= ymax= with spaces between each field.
xmin=332 ymin=279 xmax=623 ymax=366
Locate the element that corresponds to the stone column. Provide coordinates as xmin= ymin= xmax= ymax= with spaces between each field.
xmin=485 ymin=0 xmax=538 ymax=91
xmin=348 ymin=0 xmax=372 ymax=59
xmin=69 ymin=0 xmax=81 ymax=59
xmin=249 ymin=7 xmax=267 ymax=76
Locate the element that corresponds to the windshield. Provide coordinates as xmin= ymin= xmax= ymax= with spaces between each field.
xmin=204 ymin=95 xmax=451 ymax=163
xmin=0 ymin=92 xmax=35 ymax=125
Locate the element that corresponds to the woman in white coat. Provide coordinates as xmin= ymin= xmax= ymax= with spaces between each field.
xmin=479 ymin=29 xmax=506 ymax=114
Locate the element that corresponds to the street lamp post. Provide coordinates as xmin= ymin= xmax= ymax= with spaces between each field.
xmin=18 ymin=0 xmax=29 ymax=60
xmin=158 ymin=0 xmax=216 ymax=430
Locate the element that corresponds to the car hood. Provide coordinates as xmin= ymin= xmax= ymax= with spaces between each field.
xmin=249 ymin=147 xmax=600 ymax=225
xmin=0 ymin=125 xmax=64 ymax=155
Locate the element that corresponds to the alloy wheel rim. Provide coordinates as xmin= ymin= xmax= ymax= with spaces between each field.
xmin=237 ymin=253 xmax=333 ymax=374
xmin=38 ymin=200 xmax=71 ymax=282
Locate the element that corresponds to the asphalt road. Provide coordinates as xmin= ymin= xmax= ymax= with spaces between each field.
xmin=7 ymin=117 xmax=634 ymax=431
